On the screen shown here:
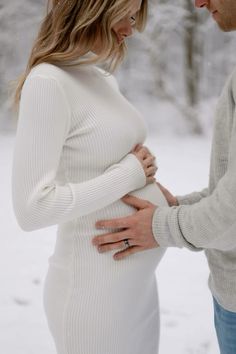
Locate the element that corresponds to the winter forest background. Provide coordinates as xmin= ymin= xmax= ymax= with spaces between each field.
xmin=1 ymin=0 xmax=236 ymax=133
xmin=1 ymin=1 xmax=236 ymax=354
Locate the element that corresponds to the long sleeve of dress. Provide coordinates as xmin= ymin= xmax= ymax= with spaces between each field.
xmin=12 ymin=76 xmax=146 ymax=231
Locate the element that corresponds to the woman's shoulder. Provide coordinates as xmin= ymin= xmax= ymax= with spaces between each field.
xmin=26 ymin=62 xmax=96 ymax=88
xmin=24 ymin=62 xmax=87 ymax=98
xmin=27 ymin=62 xmax=68 ymax=82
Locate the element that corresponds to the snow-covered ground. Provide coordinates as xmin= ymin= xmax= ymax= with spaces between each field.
xmin=0 ymin=132 xmax=219 ymax=354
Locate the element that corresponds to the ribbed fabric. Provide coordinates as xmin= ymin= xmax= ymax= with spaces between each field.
xmin=12 ymin=63 xmax=168 ymax=354
xmin=152 ymin=67 xmax=236 ymax=312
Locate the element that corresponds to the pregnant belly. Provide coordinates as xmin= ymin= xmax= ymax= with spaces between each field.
xmin=79 ymin=182 xmax=167 ymax=266
xmin=130 ymin=182 xmax=168 ymax=207
xmin=60 ymin=182 xmax=168 ymax=234
xmin=54 ymin=183 xmax=167 ymax=270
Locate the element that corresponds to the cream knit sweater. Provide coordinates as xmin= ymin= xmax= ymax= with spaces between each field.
xmin=12 ymin=65 xmax=147 ymax=231
xmin=153 ymin=68 xmax=236 ymax=312
xmin=12 ymin=62 xmax=167 ymax=354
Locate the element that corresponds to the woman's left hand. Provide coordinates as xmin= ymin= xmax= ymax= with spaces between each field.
xmin=132 ymin=144 xmax=158 ymax=184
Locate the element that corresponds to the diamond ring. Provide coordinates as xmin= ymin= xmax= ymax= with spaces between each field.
xmin=124 ymin=239 xmax=130 ymax=248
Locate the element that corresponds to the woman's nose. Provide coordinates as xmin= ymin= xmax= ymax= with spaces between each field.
xmin=195 ymin=0 xmax=208 ymax=8
xmin=123 ymin=24 xmax=133 ymax=38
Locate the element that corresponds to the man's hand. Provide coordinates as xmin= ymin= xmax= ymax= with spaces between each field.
xmin=157 ymin=182 xmax=178 ymax=207
xmin=92 ymin=195 xmax=159 ymax=261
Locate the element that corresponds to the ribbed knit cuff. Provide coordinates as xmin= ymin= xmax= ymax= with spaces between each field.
xmin=152 ymin=206 xmax=200 ymax=251
xmin=177 ymin=189 xmax=208 ymax=205
xmin=176 ymin=195 xmax=193 ymax=205
xmin=152 ymin=206 xmax=182 ymax=248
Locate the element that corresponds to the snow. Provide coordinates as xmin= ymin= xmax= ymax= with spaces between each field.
xmin=0 ymin=132 xmax=219 ymax=354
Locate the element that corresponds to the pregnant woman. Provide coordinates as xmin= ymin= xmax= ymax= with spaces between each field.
xmin=12 ymin=0 xmax=168 ymax=353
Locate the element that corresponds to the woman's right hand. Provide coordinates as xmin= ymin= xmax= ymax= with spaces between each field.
xmin=132 ymin=145 xmax=157 ymax=184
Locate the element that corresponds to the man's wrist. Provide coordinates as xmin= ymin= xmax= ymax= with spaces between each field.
xmin=170 ymin=197 xmax=179 ymax=207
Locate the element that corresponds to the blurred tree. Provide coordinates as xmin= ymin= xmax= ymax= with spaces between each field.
xmin=118 ymin=0 xmax=236 ymax=134
xmin=181 ymin=0 xmax=204 ymax=133
xmin=1 ymin=0 xmax=236 ymax=134
xmin=0 ymin=0 xmax=45 ymax=130
xmin=139 ymin=0 xmax=204 ymax=134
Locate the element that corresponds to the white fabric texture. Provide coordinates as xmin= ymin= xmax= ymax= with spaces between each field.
xmin=152 ymin=67 xmax=236 ymax=312
xmin=12 ymin=63 xmax=168 ymax=354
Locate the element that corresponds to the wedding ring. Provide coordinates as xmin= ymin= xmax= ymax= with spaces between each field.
xmin=124 ymin=239 xmax=130 ymax=248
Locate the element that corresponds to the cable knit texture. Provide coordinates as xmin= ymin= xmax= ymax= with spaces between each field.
xmin=12 ymin=62 xmax=168 ymax=354
xmin=152 ymin=67 xmax=236 ymax=312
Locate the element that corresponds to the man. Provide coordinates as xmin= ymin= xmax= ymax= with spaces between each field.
xmin=92 ymin=1 xmax=236 ymax=353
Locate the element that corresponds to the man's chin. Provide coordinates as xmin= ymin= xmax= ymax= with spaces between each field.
xmin=216 ymin=20 xmax=236 ymax=32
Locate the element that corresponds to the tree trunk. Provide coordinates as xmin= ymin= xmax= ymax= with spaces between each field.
xmin=182 ymin=0 xmax=203 ymax=134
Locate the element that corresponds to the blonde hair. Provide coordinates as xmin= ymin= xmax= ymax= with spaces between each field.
xmin=14 ymin=0 xmax=147 ymax=109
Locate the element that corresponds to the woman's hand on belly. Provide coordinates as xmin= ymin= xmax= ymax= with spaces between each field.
xmin=132 ymin=145 xmax=157 ymax=185
xmin=92 ymin=195 xmax=159 ymax=260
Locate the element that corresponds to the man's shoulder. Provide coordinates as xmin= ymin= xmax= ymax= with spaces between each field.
xmin=220 ymin=66 xmax=236 ymax=102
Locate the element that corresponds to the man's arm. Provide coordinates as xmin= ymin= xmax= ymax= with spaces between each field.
xmin=153 ymin=109 xmax=236 ymax=251
xmin=177 ymin=188 xmax=209 ymax=205
xmin=157 ymin=182 xmax=208 ymax=206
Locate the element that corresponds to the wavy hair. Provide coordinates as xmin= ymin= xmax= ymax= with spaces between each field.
xmin=14 ymin=0 xmax=148 ymax=109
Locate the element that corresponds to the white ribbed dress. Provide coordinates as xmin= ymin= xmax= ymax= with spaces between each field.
xmin=12 ymin=62 xmax=167 ymax=354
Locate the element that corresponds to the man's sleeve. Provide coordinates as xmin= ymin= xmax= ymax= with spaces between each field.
xmin=152 ymin=88 xmax=236 ymax=252
xmin=176 ymin=188 xmax=209 ymax=205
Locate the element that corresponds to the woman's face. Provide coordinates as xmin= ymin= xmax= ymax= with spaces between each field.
xmin=112 ymin=0 xmax=142 ymax=45
xmin=92 ymin=0 xmax=142 ymax=54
